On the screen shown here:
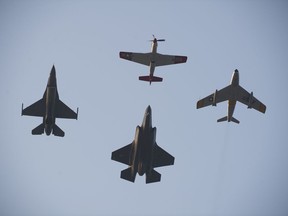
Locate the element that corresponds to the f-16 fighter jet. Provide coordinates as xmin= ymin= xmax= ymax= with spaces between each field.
xmin=21 ymin=65 xmax=78 ymax=137
xmin=119 ymin=35 xmax=187 ymax=84
xmin=197 ymin=69 xmax=266 ymax=124
xmin=111 ymin=106 xmax=174 ymax=183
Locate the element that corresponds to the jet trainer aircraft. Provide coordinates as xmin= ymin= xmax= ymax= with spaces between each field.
xmin=21 ymin=65 xmax=78 ymax=137
xmin=111 ymin=106 xmax=174 ymax=183
xmin=119 ymin=35 xmax=187 ymax=84
xmin=197 ymin=69 xmax=266 ymax=123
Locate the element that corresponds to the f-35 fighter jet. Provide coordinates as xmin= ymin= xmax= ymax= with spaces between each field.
xmin=111 ymin=106 xmax=174 ymax=183
xmin=21 ymin=65 xmax=78 ymax=137
xmin=197 ymin=69 xmax=266 ymax=123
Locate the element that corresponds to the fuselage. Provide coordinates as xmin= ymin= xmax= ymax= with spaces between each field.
xmin=227 ymin=69 xmax=239 ymax=122
xmin=130 ymin=106 xmax=156 ymax=177
xmin=149 ymin=39 xmax=158 ymax=79
xmin=44 ymin=66 xmax=58 ymax=135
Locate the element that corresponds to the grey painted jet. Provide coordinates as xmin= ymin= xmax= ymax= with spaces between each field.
xmin=197 ymin=69 xmax=266 ymax=123
xmin=119 ymin=35 xmax=187 ymax=84
xmin=21 ymin=65 xmax=78 ymax=137
xmin=111 ymin=106 xmax=174 ymax=183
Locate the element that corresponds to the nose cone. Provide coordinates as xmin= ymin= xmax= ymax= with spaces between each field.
xmin=48 ymin=65 xmax=57 ymax=87
xmin=233 ymin=69 xmax=239 ymax=78
xmin=231 ymin=69 xmax=239 ymax=86
xmin=50 ymin=65 xmax=56 ymax=77
xmin=142 ymin=105 xmax=152 ymax=129
xmin=146 ymin=105 xmax=152 ymax=115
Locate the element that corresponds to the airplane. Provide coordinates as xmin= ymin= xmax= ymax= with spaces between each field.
xmin=21 ymin=65 xmax=78 ymax=137
xmin=111 ymin=105 xmax=174 ymax=183
xmin=196 ymin=69 xmax=266 ymax=124
xmin=119 ymin=35 xmax=187 ymax=84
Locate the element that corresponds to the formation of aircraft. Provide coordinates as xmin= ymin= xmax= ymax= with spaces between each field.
xmin=21 ymin=65 xmax=78 ymax=137
xmin=21 ymin=37 xmax=267 ymax=183
xmin=111 ymin=106 xmax=174 ymax=183
xmin=197 ymin=69 xmax=266 ymax=123
xmin=119 ymin=35 xmax=187 ymax=84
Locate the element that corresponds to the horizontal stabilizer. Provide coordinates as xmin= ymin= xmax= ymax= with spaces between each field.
xmin=217 ymin=116 xmax=227 ymax=123
xmin=217 ymin=116 xmax=240 ymax=124
xmin=139 ymin=76 xmax=163 ymax=82
xmin=32 ymin=123 xmax=44 ymax=135
xmin=121 ymin=167 xmax=136 ymax=183
xmin=231 ymin=117 xmax=240 ymax=124
xmin=146 ymin=169 xmax=161 ymax=184
xmin=53 ymin=124 xmax=65 ymax=137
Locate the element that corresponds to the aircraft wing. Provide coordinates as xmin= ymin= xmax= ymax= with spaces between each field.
xmin=55 ymin=100 xmax=78 ymax=119
xmin=197 ymin=85 xmax=232 ymax=109
xmin=119 ymin=52 xmax=150 ymax=66
xmin=22 ymin=98 xmax=45 ymax=117
xmin=153 ymin=144 xmax=174 ymax=168
xmin=111 ymin=143 xmax=133 ymax=165
xmin=155 ymin=54 xmax=187 ymax=67
xmin=236 ymin=86 xmax=266 ymax=113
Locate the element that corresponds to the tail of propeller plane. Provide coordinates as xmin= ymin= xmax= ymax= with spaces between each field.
xmin=139 ymin=75 xmax=163 ymax=84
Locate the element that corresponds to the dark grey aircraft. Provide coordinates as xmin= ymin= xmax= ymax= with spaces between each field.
xmin=21 ymin=65 xmax=78 ymax=137
xmin=111 ymin=106 xmax=174 ymax=183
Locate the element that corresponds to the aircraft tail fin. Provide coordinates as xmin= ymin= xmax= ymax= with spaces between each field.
xmin=53 ymin=124 xmax=65 ymax=137
xmin=32 ymin=123 xmax=44 ymax=135
xmin=121 ymin=167 xmax=136 ymax=183
xmin=231 ymin=117 xmax=240 ymax=124
xmin=146 ymin=169 xmax=161 ymax=184
xmin=217 ymin=116 xmax=240 ymax=124
xmin=139 ymin=76 xmax=163 ymax=83
xmin=217 ymin=116 xmax=228 ymax=123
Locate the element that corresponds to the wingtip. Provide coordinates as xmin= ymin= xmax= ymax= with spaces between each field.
xmin=174 ymin=56 xmax=187 ymax=64
xmin=119 ymin=52 xmax=132 ymax=60
xmin=76 ymin=107 xmax=79 ymax=120
xmin=260 ymin=104 xmax=266 ymax=114
xmin=183 ymin=56 xmax=188 ymax=63
xmin=196 ymin=100 xmax=204 ymax=109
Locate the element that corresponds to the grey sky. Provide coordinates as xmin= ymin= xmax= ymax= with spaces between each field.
xmin=0 ymin=0 xmax=288 ymax=215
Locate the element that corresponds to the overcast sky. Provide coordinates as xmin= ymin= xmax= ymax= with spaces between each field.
xmin=1 ymin=0 xmax=288 ymax=216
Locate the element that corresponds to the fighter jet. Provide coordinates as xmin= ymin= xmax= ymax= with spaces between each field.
xmin=111 ymin=106 xmax=174 ymax=183
xmin=21 ymin=65 xmax=78 ymax=137
xmin=119 ymin=35 xmax=187 ymax=84
xmin=197 ymin=69 xmax=266 ymax=123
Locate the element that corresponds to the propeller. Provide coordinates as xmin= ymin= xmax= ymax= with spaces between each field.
xmin=149 ymin=34 xmax=165 ymax=42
